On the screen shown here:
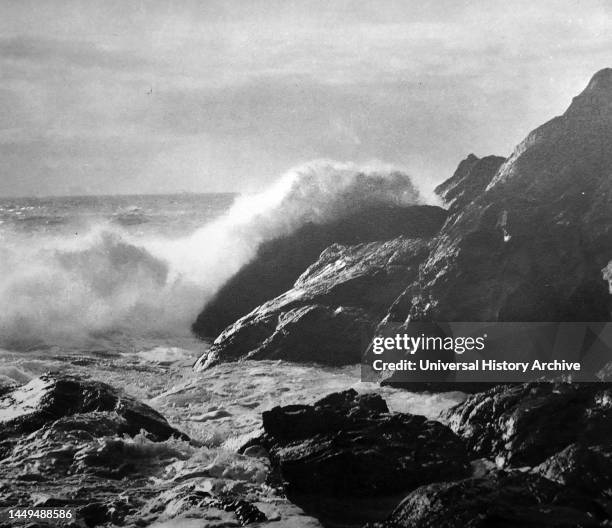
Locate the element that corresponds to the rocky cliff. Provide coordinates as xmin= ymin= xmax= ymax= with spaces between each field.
xmin=194 ymin=68 xmax=612 ymax=370
xmin=394 ymin=68 xmax=612 ymax=323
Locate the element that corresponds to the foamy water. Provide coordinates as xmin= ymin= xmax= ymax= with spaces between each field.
xmin=0 ymin=161 xmax=450 ymax=526
xmin=0 ymin=346 xmax=464 ymax=527
xmin=0 ymin=160 xmax=426 ymax=352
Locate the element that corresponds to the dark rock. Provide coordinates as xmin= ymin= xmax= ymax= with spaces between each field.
xmin=194 ymin=70 xmax=612 ymax=369
xmin=434 ymin=154 xmax=506 ymax=213
xmin=0 ymin=375 xmax=186 ymax=442
xmin=243 ymin=389 xmax=470 ymax=499
xmin=193 ymin=204 xmax=447 ymax=338
xmin=443 ymin=382 xmax=612 ymax=467
xmin=390 ymin=69 xmax=612 ymax=324
xmin=78 ymin=500 xmax=134 ymax=528
xmin=0 ymin=376 xmax=189 ymax=488
xmin=366 ymin=471 xmax=610 ymax=528
xmin=261 ymin=389 xmax=389 ymax=441
xmin=536 ymin=443 xmax=612 ymax=499
xmin=195 ymin=236 xmax=433 ymax=369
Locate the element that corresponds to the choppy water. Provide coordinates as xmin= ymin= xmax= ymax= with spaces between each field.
xmin=0 ymin=163 xmax=459 ymax=526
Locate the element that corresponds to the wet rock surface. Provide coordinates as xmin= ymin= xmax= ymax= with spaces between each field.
xmin=0 ymin=375 xmax=189 ymax=526
xmin=536 ymin=443 xmax=612 ymax=500
xmin=442 ymin=382 xmax=612 ymax=468
xmin=391 ymin=69 xmax=612 ymax=324
xmin=193 ymin=204 xmax=447 ymax=339
xmin=196 ymin=70 xmax=612 ymax=371
xmin=195 ymin=236 xmax=433 ymax=369
xmin=0 ymin=374 xmax=324 ymax=527
xmin=0 ymin=374 xmax=186 ymax=442
xmin=365 ymin=471 xmax=611 ymax=528
xmin=241 ymin=389 xmax=470 ymax=525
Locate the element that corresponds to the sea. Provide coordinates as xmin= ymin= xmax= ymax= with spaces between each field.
xmin=0 ymin=163 xmax=462 ymax=526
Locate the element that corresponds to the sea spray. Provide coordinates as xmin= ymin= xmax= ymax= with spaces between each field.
xmin=0 ymin=160 xmax=426 ymax=350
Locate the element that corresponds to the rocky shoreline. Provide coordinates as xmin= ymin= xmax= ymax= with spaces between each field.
xmin=196 ymin=69 xmax=612 ymax=526
xmin=3 ymin=69 xmax=612 ymax=527
xmin=5 ymin=375 xmax=612 ymax=527
xmin=194 ymin=69 xmax=612 ymax=371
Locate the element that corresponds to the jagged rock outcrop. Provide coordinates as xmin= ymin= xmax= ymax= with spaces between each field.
xmin=391 ymin=68 xmax=612 ymax=323
xmin=193 ymin=68 xmax=612 ymax=370
xmin=241 ymin=389 xmax=470 ymax=526
xmin=434 ymin=154 xmax=506 ymax=212
xmin=365 ymin=471 xmax=609 ymax=528
xmin=194 ymin=235 xmax=434 ymax=369
xmin=193 ymin=204 xmax=447 ymax=338
xmin=442 ymin=382 xmax=612 ymax=468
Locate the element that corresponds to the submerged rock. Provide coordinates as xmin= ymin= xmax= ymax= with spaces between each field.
xmin=443 ymin=382 xmax=612 ymax=468
xmin=193 ymin=204 xmax=447 ymax=339
xmin=0 ymin=375 xmax=186 ymax=442
xmin=0 ymin=374 xmax=189 ymax=521
xmin=243 ymin=389 xmax=470 ymax=500
xmin=366 ymin=471 xmax=609 ymax=528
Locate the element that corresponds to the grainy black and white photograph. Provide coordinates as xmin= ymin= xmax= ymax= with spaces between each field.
xmin=1 ymin=1 xmax=612 ymax=527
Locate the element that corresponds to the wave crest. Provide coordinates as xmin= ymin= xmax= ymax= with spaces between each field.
xmin=0 ymin=161 xmax=424 ymax=350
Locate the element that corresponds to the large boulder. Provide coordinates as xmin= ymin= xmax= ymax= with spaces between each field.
xmin=390 ymin=68 xmax=612 ymax=324
xmin=366 ymin=471 xmax=609 ymax=528
xmin=442 ymin=382 xmax=612 ymax=468
xmin=242 ymin=389 xmax=470 ymax=498
xmin=194 ymin=236 xmax=433 ymax=369
xmin=193 ymin=204 xmax=447 ymax=339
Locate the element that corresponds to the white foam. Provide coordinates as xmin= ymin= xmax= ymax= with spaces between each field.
xmin=0 ymin=160 xmax=425 ymax=350
xmin=135 ymin=347 xmax=195 ymax=364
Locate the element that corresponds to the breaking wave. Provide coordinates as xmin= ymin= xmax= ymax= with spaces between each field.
xmin=0 ymin=161 xmax=425 ymax=350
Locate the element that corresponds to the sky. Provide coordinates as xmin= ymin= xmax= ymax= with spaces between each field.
xmin=0 ymin=0 xmax=611 ymax=197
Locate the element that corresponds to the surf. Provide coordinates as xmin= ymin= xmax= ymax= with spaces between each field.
xmin=0 ymin=160 xmax=428 ymax=350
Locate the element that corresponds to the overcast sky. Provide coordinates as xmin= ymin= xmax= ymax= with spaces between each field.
xmin=1 ymin=0 xmax=611 ymax=196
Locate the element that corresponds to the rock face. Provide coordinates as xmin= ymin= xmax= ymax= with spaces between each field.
xmin=366 ymin=471 xmax=609 ymax=528
xmin=193 ymin=204 xmax=447 ymax=339
xmin=442 ymin=382 xmax=612 ymax=468
xmin=0 ymin=374 xmax=186 ymax=442
xmin=194 ymin=235 xmax=433 ymax=369
xmin=241 ymin=389 xmax=470 ymax=526
xmin=392 ymin=68 xmax=612 ymax=323
xmin=536 ymin=443 xmax=612 ymax=500
xmin=194 ymin=70 xmax=612 ymax=368
xmin=434 ymin=154 xmax=506 ymax=213
xmin=243 ymin=389 xmax=470 ymax=497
